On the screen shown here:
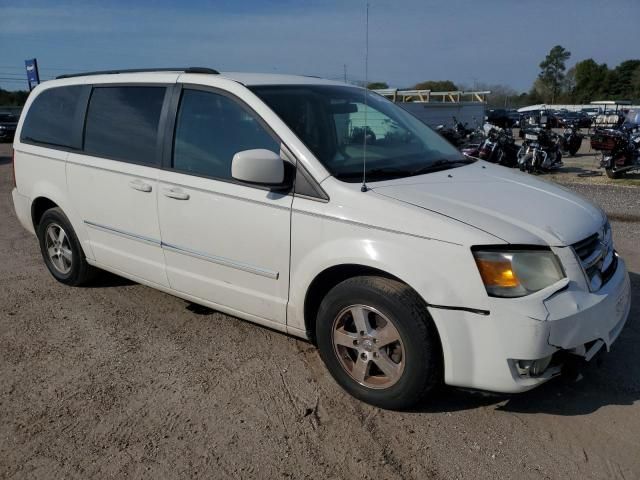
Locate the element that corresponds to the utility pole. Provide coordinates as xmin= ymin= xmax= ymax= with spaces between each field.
xmin=343 ymin=64 xmax=347 ymax=83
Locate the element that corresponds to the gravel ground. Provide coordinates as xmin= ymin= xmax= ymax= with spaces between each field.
xmin=0 ymin=142 xmax=638 ymax=479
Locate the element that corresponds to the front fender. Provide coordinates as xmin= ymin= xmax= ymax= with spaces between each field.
xmin=287 ymin=210 xmax=491 ymax=333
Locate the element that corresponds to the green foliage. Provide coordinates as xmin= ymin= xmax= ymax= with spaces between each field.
xmin=607 ymin=60 xmax=640 ymax=98
xmin=631 ymin=66 xmax=640 ymax=99
xmin=538 ymin=45 xmax=571 ymax=103
xmin=521 ymin=49 xmax=640 ymax=104
xmin=366 ymin=82 xmax=389 ymax=90
xmin=464 ymin=82 xmax=519 ymax=108
xmin=566 ymin=58 xmax=640 ymax=103
xmin=0 ymin=88 xmax=29 ymax=106
xmin=572 ymin=59 xmax=609 ymax=103
xmin=412 ymin=80 xmax=458 ymax=91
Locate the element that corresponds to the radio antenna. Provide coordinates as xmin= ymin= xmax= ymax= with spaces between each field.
xmin=360 ymin=2 xmax=369 ymax=193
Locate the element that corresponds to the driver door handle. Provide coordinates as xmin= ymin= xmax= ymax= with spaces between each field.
xmin=163 ymin=187 xmax=190 ymax=200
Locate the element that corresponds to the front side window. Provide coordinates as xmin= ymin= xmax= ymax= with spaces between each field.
xmin=21 ymin=86 xmax=85 ymax=148
xmin=251 ymin=85 xmax=470 ymax=182
xmin=84 ymin=86 xmax=166 ymax=165
xmin=173 ymin=89 xmax=279 ymax=180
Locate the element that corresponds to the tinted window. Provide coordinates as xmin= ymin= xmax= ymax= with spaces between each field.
xmin=84 ymin=86 xmax=166 ymax=165
xmin=21 ymin=86 xmax=85 ymax=148
xmin=173 ymin=89 xmax=279 ymax=180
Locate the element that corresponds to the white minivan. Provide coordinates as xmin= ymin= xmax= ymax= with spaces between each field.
xmin=11 ymin=68 xmax=631 ymax=409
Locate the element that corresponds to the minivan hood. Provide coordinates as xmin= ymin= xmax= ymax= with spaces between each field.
xmin=370 ymin=162 xmax=604 ymax=246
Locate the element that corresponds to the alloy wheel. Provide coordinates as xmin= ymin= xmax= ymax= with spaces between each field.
xmin=44 ymin=223 xmax=73 ymax=274
xmin=331 ymin=304 xmax=405 ymax=389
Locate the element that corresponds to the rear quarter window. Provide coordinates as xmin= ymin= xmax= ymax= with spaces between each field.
xmin=20 ymin=86 xmax=86 ymax=149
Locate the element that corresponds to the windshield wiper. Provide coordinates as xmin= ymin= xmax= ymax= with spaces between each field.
xmin=410 ymin=158 xmax=475 ymax=176
xmin=335 ymin=159 xmax=475 ymax=181
xmin=336 ymin=167 xmax=413 ymax=180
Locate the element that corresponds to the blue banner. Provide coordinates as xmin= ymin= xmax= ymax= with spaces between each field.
xmin=25 ymin=59 xmax=40 ymax=90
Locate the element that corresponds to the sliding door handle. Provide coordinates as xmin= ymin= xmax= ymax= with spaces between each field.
xmin=129 ymin=179 xmax=152 ymax=192
xmin=163 ymin=187 xmax=190 ymax=200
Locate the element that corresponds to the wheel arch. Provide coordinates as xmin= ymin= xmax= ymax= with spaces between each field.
xmin=303 ymin=263 xmax=439 ymax=346
xmin=29 ymin=193 xmax=95 ymax=261
xmin=31 ymin=196 xmax=59 ymax=230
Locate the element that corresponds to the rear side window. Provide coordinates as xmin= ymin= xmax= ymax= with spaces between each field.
xmin=21 ymin=86 xmax=86 ymax=149
xmin=84 ymin=86 xmax=166 ymax=165
xmin=173 ymin=89 xmax=279 ymax=180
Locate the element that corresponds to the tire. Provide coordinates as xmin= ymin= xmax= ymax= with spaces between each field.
xmin=605 ymin=168 xmax=623 ymax=179
xmin=36 ymin=207 xmax=97 ymax=286
xmin=519 ymin=152 xmax=533 ymax=173
xmin=316 ymin=276 xmax=442 ymax=410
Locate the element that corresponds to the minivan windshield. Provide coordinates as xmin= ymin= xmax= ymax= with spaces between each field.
xmin=250 ymin=85 xmax=471 ymax=182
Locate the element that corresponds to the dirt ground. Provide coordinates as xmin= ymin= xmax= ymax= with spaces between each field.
xmin=0 ymin=141 xmax=638 ymax=480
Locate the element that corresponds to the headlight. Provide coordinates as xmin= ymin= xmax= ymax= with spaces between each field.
xmin=473 ymin=248 xmax=565 ymax=298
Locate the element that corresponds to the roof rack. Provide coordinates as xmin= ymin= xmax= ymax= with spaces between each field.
xmin=55 ymin=67 xmax=219 ymax=80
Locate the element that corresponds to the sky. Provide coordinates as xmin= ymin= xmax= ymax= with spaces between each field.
xmin=1 ymin=0 xmax=639 ymax=92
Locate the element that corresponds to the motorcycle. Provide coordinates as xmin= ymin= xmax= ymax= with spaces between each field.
xmin=559 ymin=123 xmax=583 ymax=156
xmin=590 ymin=124 xmax=640 ymax=178
xmin=465 ymin=126 xmax=518 ymax=167
xmin=436 ymin=117 xmax=482 ymax=147
xmin=435 ymin=123 xmax=462 ymax=146
xmin=517 ymin=127 xmax=563 ymax=173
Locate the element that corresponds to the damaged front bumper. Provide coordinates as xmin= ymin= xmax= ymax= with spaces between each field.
xmin=431 ymin=251 xmax=631 ymax=393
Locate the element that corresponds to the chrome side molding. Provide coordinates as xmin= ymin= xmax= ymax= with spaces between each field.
xmin=84 ymin=220 xmax=278 ymax=279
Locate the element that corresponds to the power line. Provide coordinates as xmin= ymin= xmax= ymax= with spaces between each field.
xmin=0 ymin=65 xmax=90 ymax=72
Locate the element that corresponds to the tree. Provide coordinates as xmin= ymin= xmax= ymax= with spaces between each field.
xmin=631 ymin=65 xmax=640 ymax=100
xmin=532 ymin=78 xmax=551 ymax=104
xmin=366 ymin=81 xmax=389 ymax=90
xmin=608 ymin=59 xmax=640 ymax=98
xmin=0 ymin=88 xmax=29 ymax=106
xmin=538 ymin=45 xmax=571 ymax=103
xmin=464 ymin=82 xmax=519 ymax=108
xmin=561 ymin=66 xmax=576 ymax=102
xmin=572 ymin=59 xmax=609 ymax=103
xmin=413 ymin=80 xmax=458 ymax=91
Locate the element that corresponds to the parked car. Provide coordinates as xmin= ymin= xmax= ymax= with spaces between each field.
xmin=547 ymin=111 xmax=560 ymax=127
xmin=506 ymin=110 xmax=520 ymax=127
xmin=581 ymin=107 xmax=600 ymax=118
xmin=0 ymin=109 xmax=20 ymax=142
xmin=486 ymin=109 xmax=517 ymax=128
xmin=558 ymin=111 xmax=591 ymax=129
xmin=11 ymin=68 xmax=631 ymax=409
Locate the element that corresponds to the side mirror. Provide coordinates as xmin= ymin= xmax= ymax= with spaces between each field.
xmin=231 ymin=149 xmax=286 ymax=187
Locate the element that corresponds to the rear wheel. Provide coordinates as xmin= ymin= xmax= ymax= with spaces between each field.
xmin=316 ymin=276 xmax=442 ymax=410
xmin=36 ymin=208 xmax=97 ymax=286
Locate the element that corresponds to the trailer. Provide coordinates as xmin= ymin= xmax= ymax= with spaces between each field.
xmin=373 ymin=89 xmax=490 ymax=129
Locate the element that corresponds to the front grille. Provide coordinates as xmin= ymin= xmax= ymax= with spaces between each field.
xmin=572 ymin=222 xmax=615 ymax=291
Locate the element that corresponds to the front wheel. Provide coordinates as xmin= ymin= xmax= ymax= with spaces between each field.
xmin=316 ymin=276 xmax=442 ymax=410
